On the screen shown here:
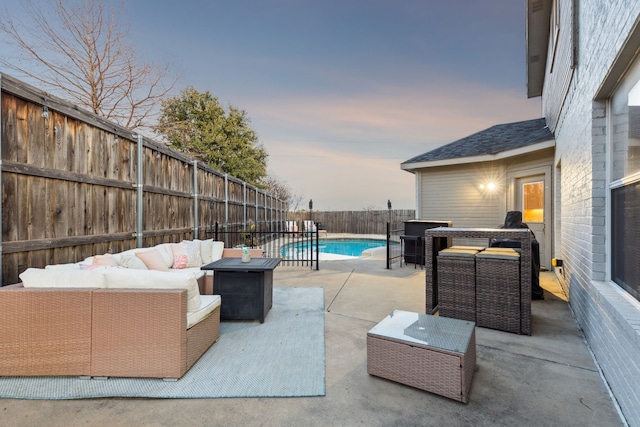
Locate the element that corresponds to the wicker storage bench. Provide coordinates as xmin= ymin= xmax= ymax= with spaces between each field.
xmin=367 ymin=310 xmax=476 ymax=403
xmin=475 ymin=249 xmax=521 ymax=334
xmin=437 ymin=247 xmax=481 ymax=322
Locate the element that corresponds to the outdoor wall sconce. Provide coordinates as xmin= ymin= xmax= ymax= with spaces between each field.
xmin=113 ymin=128 xmax=119 ymax=143
xmin=479 ymin=182 xmax=497 ymax=192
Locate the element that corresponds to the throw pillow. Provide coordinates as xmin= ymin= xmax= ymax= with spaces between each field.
xmin=120 ymin=254 xmax=149 ymax=270
xmin=211 ymin=241 xmax=224 ymax=262
xmin=171 ymin=241 xmax=202 ymax=269
xmin=136 ymin=249 xmax=170 ymax=271
xmin=92 ymin=254 xmax=119 ymax=267
xmin=198 ymin=239 xmax=214 ymax=264
xmin=153 ymin=243 xmax=175 ymax=268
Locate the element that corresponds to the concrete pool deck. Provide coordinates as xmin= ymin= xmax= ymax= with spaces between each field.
xmin=0 ymin=243 xmax=627 ymax=426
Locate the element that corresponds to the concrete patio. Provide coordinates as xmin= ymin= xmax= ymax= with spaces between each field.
xmin=1 ymin=251 xmax=626 ymax=426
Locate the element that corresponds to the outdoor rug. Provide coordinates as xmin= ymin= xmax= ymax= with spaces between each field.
xmin=0 ymin=286 xmax=325 ymax=399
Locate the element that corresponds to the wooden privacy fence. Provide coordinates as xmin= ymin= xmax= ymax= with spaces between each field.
xmin=288 ymin=209 xmax=415 ymax=235
xmin=0 ymin=74 xmax=286 ymax=285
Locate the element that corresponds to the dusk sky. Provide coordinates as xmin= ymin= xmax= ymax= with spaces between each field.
xmin=3 ymin=1 xmax=541 ymax=211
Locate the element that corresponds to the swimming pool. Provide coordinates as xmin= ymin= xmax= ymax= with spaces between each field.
xmin=280 ymin=238 xmax=391 ymax=258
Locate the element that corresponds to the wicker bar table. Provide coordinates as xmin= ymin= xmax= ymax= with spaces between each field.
xmin=425 ymin=227 xmax=532 ymax=335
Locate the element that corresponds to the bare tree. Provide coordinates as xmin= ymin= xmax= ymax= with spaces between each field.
xmin=263 ymin=175 xmax=301 ymax=211
xmin=0 ymin=0 xmax=176 ymax=131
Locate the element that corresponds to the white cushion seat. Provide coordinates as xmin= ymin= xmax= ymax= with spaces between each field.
xmin=187 ymin=295 xmax=221 ymax=329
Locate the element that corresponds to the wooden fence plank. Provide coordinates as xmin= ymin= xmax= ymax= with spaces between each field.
xmin=0 ymin=79 xmax=285 ymax=285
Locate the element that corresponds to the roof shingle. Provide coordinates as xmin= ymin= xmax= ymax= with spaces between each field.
xmin=402 ymin=118 xmax=553 ymax=165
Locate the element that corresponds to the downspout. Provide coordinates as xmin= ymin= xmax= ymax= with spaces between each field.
xmin=136 ymin=133 xmax=144 ymax=247
xmin=414 ymin=170 xmax=422 ymax=220
xmin=193 ymin=160 xmax=198 ymax=239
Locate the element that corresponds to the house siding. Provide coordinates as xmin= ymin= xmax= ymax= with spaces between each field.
xmin=419 ymin=162 xmax=506 ymax=231
xmin=417 ymin=151 xmax=553 ymax=250
xmin=545 ymin=0 xmax=640 ymax=424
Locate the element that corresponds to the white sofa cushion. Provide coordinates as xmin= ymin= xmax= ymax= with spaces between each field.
xmin=195 ymin=239 xmax=225 ymax=264
xmin=45 ymin=263 xmax=82 ymax=270
xmin=211 ymin=241 xmax=224 ymax=263
xmin=20 ymin=267 xmax=108 ymax=288
xmin=187 ymin=295 xmax=221 ymax=329
xmin=196 ymin=239 xmax=213 ymax=264
xmin=103 ymin=268 xmax=202 ymax=312
xmin=120 ymin=254 xmax=149 ymax=270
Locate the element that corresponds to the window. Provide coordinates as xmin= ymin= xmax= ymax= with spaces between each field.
xmin=610 ymin=59 xmax=640 ymax=301
xmin=611 ymin=181 xmax=640 ymax=300
xmin=523 ymin=182 xmax=544 ymax=223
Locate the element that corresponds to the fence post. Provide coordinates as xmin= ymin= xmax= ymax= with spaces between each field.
xmin=386 ymin=222 xmax=391 ymax=269
xmin=224 ymin=174 xmax=229 ymax=246
xmin=243 ymin=181 xmax=247 ymax=230
xmin=314 ymin=227 xmax=319 ymax=270
xmin=136 ymin=133 xmax=144 ymax=247
xmin=193 ymin=160 xmax=199 ymax=239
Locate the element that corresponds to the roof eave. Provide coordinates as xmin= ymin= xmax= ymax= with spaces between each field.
xmin=401 ymin=139 xmax=555 ymax=172
xmin=526 ymin=0 xmax=552 ymax=98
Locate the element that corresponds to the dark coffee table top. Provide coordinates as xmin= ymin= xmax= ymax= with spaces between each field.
xmin=201 ymin=257 xmax=281 ymax=272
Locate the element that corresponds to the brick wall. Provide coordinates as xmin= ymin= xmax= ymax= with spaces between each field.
xmin=545 ymin=1 xmax=640 ymax=424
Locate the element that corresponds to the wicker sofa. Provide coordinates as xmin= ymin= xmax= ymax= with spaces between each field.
xmin=0 ymin=284 xmax=220 ymax=379
xmin=0 ymin=240 xmax=264 ymax=379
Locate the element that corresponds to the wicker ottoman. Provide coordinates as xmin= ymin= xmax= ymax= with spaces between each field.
xmin=475 ymin=249 xmax=521 ymax=333
xmin=437 ymin=247 xmax=480 ymax=322
xmin=367 ymin=310 xmax=476 ymax=403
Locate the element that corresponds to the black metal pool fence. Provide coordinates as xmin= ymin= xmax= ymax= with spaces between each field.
xmin=206 ymin=221 xmax=319 ymax=270
xmin=205 ymin=220 xmax=405 ymax=270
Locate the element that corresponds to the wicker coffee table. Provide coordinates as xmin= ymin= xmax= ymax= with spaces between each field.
xmin=367 ymin=310 xmax=476 ymax=403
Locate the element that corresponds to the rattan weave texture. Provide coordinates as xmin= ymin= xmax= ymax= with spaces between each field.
xmin=475 ymin=255 xmax=521 ymax=333
xmin=437 ymin=254 xmax=477 ymax=322
xmin=367 ymin=311 xmax=476 ymax=403
xmin=0 ymin=287 xmax=220 ymax=379
xmin=425 ymin=228 xmax=531 ymax=335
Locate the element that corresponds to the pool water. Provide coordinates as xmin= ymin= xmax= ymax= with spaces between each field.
xmin=280 ymin=238 xmax=391 ymax=258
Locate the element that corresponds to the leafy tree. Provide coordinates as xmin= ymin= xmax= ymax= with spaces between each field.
xmin=156 ymin=87 xmax=268 ymax=186
xmin=0 ymin=0 xmax=176 ymax=131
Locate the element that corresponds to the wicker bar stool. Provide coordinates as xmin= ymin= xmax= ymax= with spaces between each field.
xmin=475 ymin=248 xmax=521 ymax=333
xmin=436 ymin=247 xmax=480 ymax=322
